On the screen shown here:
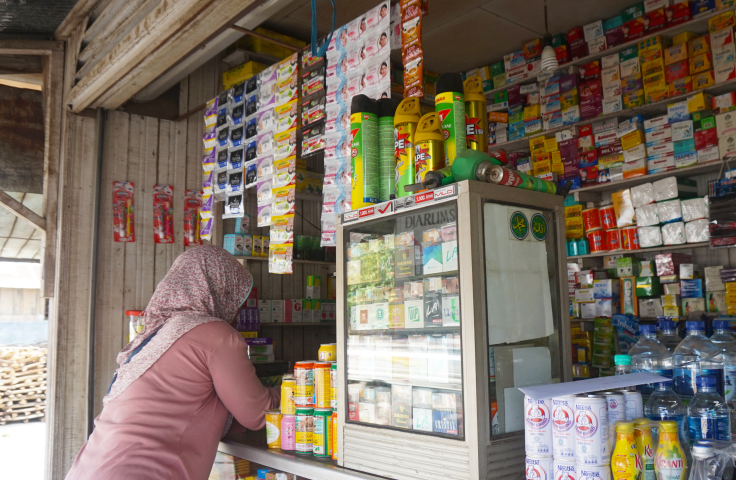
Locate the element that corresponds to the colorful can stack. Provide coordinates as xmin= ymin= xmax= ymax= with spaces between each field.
xmin=294 ymin=361 xmax=315 ymax=407
xmin=314 ymin=361 xmax=331 ymax=408
xmin=525 ymin=395 xmax=554 ymax=479
xmin=574 ymin=395 xmax=609 ymax=474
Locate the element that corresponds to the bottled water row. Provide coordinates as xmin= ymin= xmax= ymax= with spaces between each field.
xmin=619 ymin=320 xmax=736 ymax=443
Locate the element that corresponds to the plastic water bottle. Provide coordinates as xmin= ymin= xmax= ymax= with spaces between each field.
xmin=644 ymin=380 xmax=688 ymax=447
xmin=658 ymin=320 xmax=682 ymax=352
xmin=687 ymin=376 xmax=731 ymax=442
xmin=708 ymin=321 xmax=736 ymax=402
xmin=673 ymin=321 xmax=725 ymax=404
xmin=630 ymin=324 xmax=673 ymax=398
xmin=615 ymin=354 xmax=632 ymax=375
xmin=690 ymin=441 xmax=723 ymax=480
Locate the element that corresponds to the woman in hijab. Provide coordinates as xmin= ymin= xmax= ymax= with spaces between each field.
xmin=66 ymin=246 xmax=279 ymax=480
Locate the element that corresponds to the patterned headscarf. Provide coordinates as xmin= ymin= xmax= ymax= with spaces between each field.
xmin=103 ymin=245 xmax=253 ymax=407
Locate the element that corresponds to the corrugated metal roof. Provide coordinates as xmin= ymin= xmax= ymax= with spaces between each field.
xmin=0 ymin=0 xmax=79 ymax=36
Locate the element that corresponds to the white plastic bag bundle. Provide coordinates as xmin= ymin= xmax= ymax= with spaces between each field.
xmin=681 ymin=196 xmax=709 ymax=222
xmin=686 ymin=219 xmax=710 ymax=243
xmin=662 ymin=222 xmax=686 ymax=245
xmin=638 ymin=226 xmax=663 ymax=248
xmin=631 ymin=182 xmax=655 ymax=208
xmin=653 ymin=177 xmax=679 ymax=202
xmin=656 ymin=199 xmax=683 ymax=224
xmin=635 ymin=204 xmax=659 ymax=227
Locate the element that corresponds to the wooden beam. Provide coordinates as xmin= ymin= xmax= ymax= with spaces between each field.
xmin=0 ymin=40 xmax=63 ymax=56
xmin=229 ymin=25 xmax=300 ymax=51
xmin=54 ymin=0 xmax=99 ymax=41
xmin=175 ymin=101 xmax=206 ymax=122
xmin=0 ymin=190 xmax=46 ymax=232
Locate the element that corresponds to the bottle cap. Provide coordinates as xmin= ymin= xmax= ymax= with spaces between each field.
xmin=686 ymin=320 xmax=705 ymax=331
xmin=659 ymin=420 xmax=679 ymax=433
xmin=414 ymin=112 xmax=444 ymax=143
xmin=696 ymin=376 xmax=716 ymax=388
xmin=377 ymin=97 xmax=401 ymax=118
xmin=660 ymin=320 xmax=677 ymax=330
xmin=614 ymin=354 xmax=632 ymax=366
xmin=435 ymin=72 xmax=464 ymax=95
xmin=350 ymin=94 xmax=377 ymax=116
xmin=713 ymin=320 xmax=731 ymax=330
xmin=640 ymin=324 xmax=657 ymax=334
xmin=692 ymin=444 xmax=715 ymax=458
xmin=615 ymin=422 xmax=635 ymax=433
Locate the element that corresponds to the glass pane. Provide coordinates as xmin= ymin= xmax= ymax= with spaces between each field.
xmin=344 ymin=202 xmax=464 ymax=439
xmin=483 ymin=203 xmax=561 ymax=437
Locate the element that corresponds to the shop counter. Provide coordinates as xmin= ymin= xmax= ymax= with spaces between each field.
xmin=218 ymin=433 xmax=382 ymax=480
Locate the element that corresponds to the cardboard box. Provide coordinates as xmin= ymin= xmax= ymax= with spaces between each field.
xmin=689 ymin=52 xmax=714 ymax=74
xmin=666 ymin=59 xmax=691 ymax=82
xmin=669 ymin=76 xmax=693 ymax=96
xmin=710 ymin=27 xmax=735 ymax=49
xmin=692 ymin=69 xmax=716 ymax=88
xmin=668 ymin=2 xmax=692 ymax=26
xmin=665 ymin=43 xmax=689 ymax=65
xmin=712 ymin=43 xmax=736 ymax=66
xmin=715 ymin=63 xmax=736 ymax=83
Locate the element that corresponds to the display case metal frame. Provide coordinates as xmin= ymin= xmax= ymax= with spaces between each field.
xmin=335 ymin=180 xmax=571 ymax=480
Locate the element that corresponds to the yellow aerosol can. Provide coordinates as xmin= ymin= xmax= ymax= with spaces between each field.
xmin=394 ymin=97 xmax=421 ymax=198
xmin=414 ymin=112 xmax=446 ymax=185
xmin=463 ymin=75 xmax=488 ymax=153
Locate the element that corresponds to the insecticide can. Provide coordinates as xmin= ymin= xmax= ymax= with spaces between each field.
xmin=281 ymin=414 xmax=296 ymax=451
xmin=463 ymin=75 xmax=488 ymax=153
xmin=574 ymin=395 xmax=609 ymax=465
xmin=378 ymin=97 xmax=400 ymax=202
xmin=350 ymin=94 xmax=379 ymax=209
xmin=524 ymin=395 xmax=553 ymax=456
xmin=488 ymin=165 xmax=557 ymax=194
xmin=314 ymin=361 xmax=331 ymax=408
xmin=331 ymin=410 xmax=338 ymax=460
xmin=394 ymin=97 xmax=421 ymax=198
xmin=294 ymin=361 xmax=314 ymax=407
xmin=330 ymin=362 xmax=338 ymax=409
xmin=414 ymin=112 xmax=445 ymax=186
xmin=435 ymin=72 xmax=467 ymax=165
xmin=265 ymin=409 xmax=283 ymax=449
xmin=281 ymin=374 xmax=296 ymax=414
xmin=295 ymin=407 xmax=314 ymax=454
xmin=313 ymin=408 xmax=333 ymax=457
xmin=551 ymin=395 xmax=576 ymax=460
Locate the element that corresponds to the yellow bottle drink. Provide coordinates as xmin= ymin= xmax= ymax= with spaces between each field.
xmin=612 ymin=422 xmax=642 ymax=480
xmin=634 ymin=418 xmax=655 ymax=480
xmin=655 ymin=421 xmax=687 ymax=480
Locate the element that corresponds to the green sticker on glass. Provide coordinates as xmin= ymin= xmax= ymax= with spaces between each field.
xmin=531 ymin=213 xmax=548 ymax=241
xmin=510 ymin=211 xmax=528 ymax=240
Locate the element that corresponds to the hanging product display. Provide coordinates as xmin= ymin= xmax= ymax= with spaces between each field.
xmin=112 ymin=181 xmax=135 ymax=243
xmin=152 ymin=185 xmax=174 ymax=244
xmin=401 ymin=0 xmax=424 ymax=98
xmin=184 ymin=190 xmax=202 ymax=247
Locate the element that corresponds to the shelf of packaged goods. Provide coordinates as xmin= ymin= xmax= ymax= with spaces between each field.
xmin=235 ymin=256 xmax=336 ymax=266
xmin=572 ymin=161 xmax=725 ymax=200
xmin=569 ymin=241 xmax=711 ymax=260
xmin=220 ymin=434 xmax=384 ymax=480
xmin=487 ymin=78 xmax=736 ymax=155
xmin=260 ymin=322 xmax=336 ymax=327
xmin=347 ymin=376 xmax=462 ymax=392
xmin=347 ymin=326 xmax=460 ymax=335
xmin=483 ymin=6 xmax=736 ymax=98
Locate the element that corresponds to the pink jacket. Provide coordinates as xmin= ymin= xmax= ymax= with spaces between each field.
xmin=65 ymin=322 xmax=279 ymax=480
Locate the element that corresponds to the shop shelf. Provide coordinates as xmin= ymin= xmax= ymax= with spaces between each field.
xmin=260 ymin=322 xmax=336 ymax=327
xmin=244 ymin=188 xmax=323 ymax=203
xmin=484 ymin=6 xmax=736 ymax=98
xmin=347 ymin=375 xmax=462 ymax=392
xmin=346 ymin=325 xmax=460 ymax=335
xmin=234 ymin=256 xmax=336 ymax=266
xmin=568 ymin=241 xmax=711 ymax=260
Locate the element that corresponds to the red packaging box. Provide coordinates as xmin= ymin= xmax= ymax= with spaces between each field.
xmin=580 ymin=165 xmax=600 ymax=186
xmin=580 ymin=61 xmax=601 ymax=81
xmin=643 ymin=9 xmax=667 ymax=33
xmin=563 ymin=159 xmax=580 ymax=176
xmin=568 ymin=26 xmax=585 ymax=43
xmin=655 ymin=253 xmax=693 ymax=276
xmin=665 ymin=59 xmax=690 ymax=83
xmin=581 ymin=99 xmax=603 ymax=120
xmin=570 ymin=38 xmax=589 ymax=60
xmin=623 ymin=18 xmax=646 ymax=41
xmin=599 ymin=140 xmax=624 ymax=156
xmin=694 ymin=128 xmax=718 ymax=149
xmin=579 ymin=150 xmax=598 ymax=167
xmin=666 ymin=2 xmax=692 ymax=26
xmin=556 ymin=45 xmax=571 ymax=65
xmin=606 ymin=26 xmax=625 ymax=48
xmin=579 ymin=125 xmax=593 ymax=136
xmin=580 ymin=79 xmax=603 ymax=99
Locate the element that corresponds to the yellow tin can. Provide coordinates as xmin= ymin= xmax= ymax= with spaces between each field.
xmin=281 ymin=374 xmax=296 ymax=414
xmin=463 ymin=75 xmax=488 ymax=153
xmin=318 ymin=343 xmax=337 ymax=362
xmin=394 ymin=97 xmax=421 ymax=198
xmin=265 ymin=409 xmax=283 ymax=449
xmin=413 ymin=112 xmax=446 ymax=185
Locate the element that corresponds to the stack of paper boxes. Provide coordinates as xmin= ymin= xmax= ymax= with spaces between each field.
xmin=641 ymin=35 xmax=672 ymax=103
xmin=621 ymin=46 xmax=645 ymax=109
xmin=711 ymin=19 xmax=736 ymax=85
xmin=619 ymin=116 xmax=648 ymax=179
xmin=705 ymin=265 xmax=727 ymax=313
xmin=488 ymin=112 xmax=509 ymax=146
xmin=716 ymin=104 xmax=736 ymax=161
xmin=567 ymin=26 xmax=589 ymax=62
xmin=665 ymin=36 xmax=692 ymax=97
xmin=585 ymin=20 xmax=607 ymax=54
xmin=594 ymin=278 xmax=622 ymax=318
xmin=602 ymin=53 xmax=623 ymax=114
xmin=598 ymin=118 xmax=625 ymax=182
xmin=644 ymin=114 xmax=674 ymax=173
xmin=561 ymin=74 xmax=581 ymax=125
xmin=581 ymin=60 xmax=604 ymax=120
xmin=541 ymin=76 xmax=563 ymax=131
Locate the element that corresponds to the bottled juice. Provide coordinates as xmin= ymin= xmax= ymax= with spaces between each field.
xmin=655 ymin=421 xmax=687 ymax=480
xmin=612 ymin=422 xmax=642 ymax=480
xmin=634 ymin=418 xmax=655 ymax=480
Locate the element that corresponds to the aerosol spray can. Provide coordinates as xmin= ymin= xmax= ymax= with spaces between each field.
xmin=350 ymin=95 xmax=379 ymax=209
xmin=414 ymin=112 xmax=445 ymax=185
xmin=463 ymin=75 xmax=488 ymax=153
xmin=394 ymin=97 xmax=421 ymax=198
xmin=435 ymin=72 xmax=466 ymax=166
xmin=488 ymin=165 xmax=558 ymax=194
xmin=378 ymin=98 xmax=400 ymax=202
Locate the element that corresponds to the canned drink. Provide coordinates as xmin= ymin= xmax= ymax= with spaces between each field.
xmin=414 ymin=112 xmax=446 ymax=185
xmin=553 ymin=459 xmax=577 ymax=480
xmin=575 ymin=395 xmax=608 ymax=465
xmin=295 ymin=407 xmax=314 ymax=454
xmin=294 ymin=361 xmax=314 ymax=407
xmin=524 ymin=395 xmax=553 ymax=456
xmin=577 ymin=464 xmax=611 ymax=480
xmin=331 ymin=410 xmax=338 ymax=460
xmin=526 ymin=456 xmax=554 ymax=480
xmin=281 ymin=414 xmax=296 ymax=451
xmin=313 ymin=408 xmax=332 ymax=457
xmin=318 ymin=343 xmax=337 ymax=362
xmin=634 ymin=418 xmax=655 ymax=480
xmin=622 ymin=391 xmax=643 ymax=420
xmin=551 ymin=395 xmax=576 ymax=460
xmin=314 ymin=361 xmax=331 ymax=408
xmin=265 ymin=409 xmax=283 ymax=449
xmin=281 ymin=374 xmax=296 ymax=414
xmin=330 ymin=362 xmax=338 ymax=409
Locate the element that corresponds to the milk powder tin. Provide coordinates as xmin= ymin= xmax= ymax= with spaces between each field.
xmin=295 ymin=407 xmax=314 ymax=454
xmin=526 ymin=456 xmax=554 ymax=480
xmin=577 ymin=464 xmax=611 ymax=480
xmin=553 ymin=459 xmax=577 ymax=480
xmin=601 ymin=391 xmax=626 ymax=449
xmin=551 ymin=395 xmax=576 ymax=460
xmin=622 ymin=390 xmax=643 ymax=420
xmin=525 ymin=395 xmax=553 ymax=456
xmin=281 ymin=414 xmax=296 ymax=451
xmin=574 ymin=395 xmax=608 ymax=465
xmin=265 ymin=409 xmax=282 ymax=449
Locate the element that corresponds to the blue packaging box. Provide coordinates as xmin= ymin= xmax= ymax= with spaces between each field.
xmin=674 ymin=138 xmax=696 ymax=156
xmin=681 ymin=279 xmax=704 ymax=298
xmin=432 ymin=410 xmax=461 ymax=435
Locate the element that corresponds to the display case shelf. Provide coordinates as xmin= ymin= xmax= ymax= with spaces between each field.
xmin=484 ymin=6 xmax=736 ymax=98
xmin=235 ymin=256 xmax=336 ymax=266
xmin=569 ymin=241 xmax=711 ymax=260
xmin=260 ymin=322 xmax=336 ymax=327
xmin=347 ymin=376 xmax=463 ymax=392
xmin=346 ymin=326 xmax=461 ymax=335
